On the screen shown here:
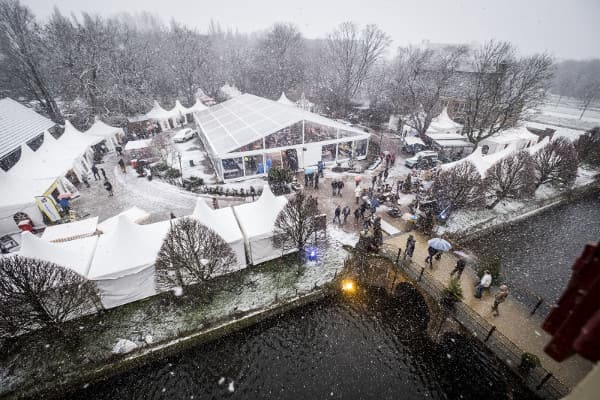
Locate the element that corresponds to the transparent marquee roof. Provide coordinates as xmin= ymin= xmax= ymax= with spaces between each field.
xmin=194 ymin=94 xmax=368 ymax=156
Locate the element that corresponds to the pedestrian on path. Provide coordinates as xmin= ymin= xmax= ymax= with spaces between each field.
xmin=100 ymin=167 xmax=107 ymax=180
xmin=342 ymin=206 xmax=351 ymax=224
xmin=491 ymin=285 xmax=509 ymax=316
xmin=91 ymin=164 xmax=100 ymax=180
xmin=333 ymin=205 xmax=341 ymax=224
xmin=331 ymin=180 xmax=337 ymax=196
xmin=118 ymin=158 xmax=126 ymax=173
xmin=404 ymin=235 xmax=416 ymax=261
xmin=474 ymin=270 xmax=492 ymax=298
xmin=354 ymin=185 xmax=362 ymax=204
xmin=314 ymin=173 xmax=319 ymax=189
xmin=425 ymin=246 xmax=439 ymax=269
xmin=450 ymin=258 xmax=467 ymax=279
xmin=360 ymin=201 xmax=367 ymax=219
xmin=383 ymin=168 xmax=389 ymax=182
xmin=103 ymin=180 xmax=114 ymax=196
xmin=81 ymin=175 xmax=90 ymax=188
xmin=250 ymin=186 xmax=256 ymax=201
xmin=371 ymin=175 xmax=377 ymax=191
xmin=317 ymin=160 xmax=324 ymax=178
xmin=337 ymin=180 xmax=344 ymax=196
xmin=354 ymin=208 xmax=360 ymax=224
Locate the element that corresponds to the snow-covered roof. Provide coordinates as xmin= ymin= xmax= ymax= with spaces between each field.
xmin=84 ymin=119 xmax=124 ymax=139
xmin=233 ymin=185 xmax=287 ymax=239
xmin=191 ymin=198 xmax=244 ymax=243
xmin=524 ymin=121 xmax=585 ymax=142
xmin=19 ymin=231 xmax=97 ymax=277
xmin=0 ymin=98 xmax=55 ymax=158
xmin=97 ymin=206 xmax=150 ymax=233
xmin=0 ymin=171 xmax=56 ymax=208
xmin=88 ymin=216 xmax=170 ymax=280
xmin=441 ymin=144 xmax=519 ymax=177
xmin=189 ymin=99 xmax=208 ymax=112
xmin=145 ymin=101 xmax=177 ymax=120
xmin=527 ymin=136 xmax=550 ymax=155
xmin=58 ymin=120 xmax=103 ymax=154
xmin=124 ymin=138 xmax=152 ymax=151
xmin=41 ymin=217 xmax=99 ymax=242
xmin=195 ymin=94 xmax=370 ymax=156
xmin=277 ymin=92 xmax=296 ymax=106
xmin=427 ymin=107 xmax=462 ymax=133
xmin=404 ymin=136 xmax=425 ymax=146
xmin=425 ymin=132 xmax=466 ymax=141
xmin=7 ymin=135 xmax=79 ymax=180
xmin=483 ymin=125 xmax=538 ymax=144
xmin=433 ymin=138 xmax=474 ymax=148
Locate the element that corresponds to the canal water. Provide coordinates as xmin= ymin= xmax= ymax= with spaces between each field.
xmin=70 ymin=286 xmax=538 ymax=400
xmin=464 ymin=190 xmax=600 ymax=316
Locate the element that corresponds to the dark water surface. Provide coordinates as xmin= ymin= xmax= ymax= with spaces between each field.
xmin=68 ymin=287 xmax=538 ymax=400
xmin=465 ymin=190 xmax=600 ymax=316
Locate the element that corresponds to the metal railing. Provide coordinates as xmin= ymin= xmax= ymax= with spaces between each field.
xmin=379 ymin=246 xmax=570 ymax=399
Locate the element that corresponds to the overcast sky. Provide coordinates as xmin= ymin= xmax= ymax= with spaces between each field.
xmin=23 ymin=0 xmax=600 ymax=60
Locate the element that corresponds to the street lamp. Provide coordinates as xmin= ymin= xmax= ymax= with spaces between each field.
xmin=177 ymin=152 xmax=183 ymax=186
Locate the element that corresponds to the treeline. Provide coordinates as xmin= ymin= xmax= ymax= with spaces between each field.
xmin=0 ymin=0 xmax=555 ymax=142
xmin=551 ymin=59 xmax=600 ymax=118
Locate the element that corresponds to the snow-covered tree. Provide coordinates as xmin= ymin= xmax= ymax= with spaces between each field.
xmin=274 ymin=192 xmax=319 ymax=254
xmin=483 ymin=151 xmax=537 ymax=209
xmin=532 ymin=138 xmax=578 ymax=188
xmin=0 ymin=255 xmax=100 ymax=336
xmin=575 ymin=127 xmax=600 ymax=168
xmin=431 ymin=161 xmax=484 ymax=209
xmin=155 ymin=218 xmax=236 ymax=292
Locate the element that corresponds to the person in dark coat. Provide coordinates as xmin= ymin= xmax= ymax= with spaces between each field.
xmin=317 ymin=160 xmax=324 ymax=178
xmin=331 ymin=180 xmax=337 ymax=196
xmin=314 ymin=173 xmax=319 ymax=189
xmin=450 ymin=258 xmax=467 ymax=279
xmin=359 ymin=201 xmax=367 ymax=219
xmin=383 ymin=168 xmax=389 ymax=182
xmin=354 ymin=208 xmax=360 ymax=224
xmin=100 ymin=167 xmax=107 ymax=179
xmin=250 ymin=186 xmax=256 ymax=201
xmin=371 ymin=175 xmax=377 ymax=190
xmin=333 ymin=205 xmax=341 ymax=224
xmin=118 ymin=158 xmax=126 ymax=173
xmin=103 ymin=180 xmax=113 ymax=196
xmin=81 ymin=175 xmax=90 ymax=188
xmin=404 ymin=235 xmax=416 ymax=261
xmin=91 ymin=164 xmax=100 ymax=180
xmin=342 ymin=206 xmax=351 ymax=224
xmin=425 ymin=246 xmax=439 ymax=269
xmin=337 ymin=180 xmax=344 ymax=196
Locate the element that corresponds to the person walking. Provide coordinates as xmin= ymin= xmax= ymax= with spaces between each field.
xmin=450 ymin=258 xmax=467 ymax=279
xmin=118 ymin=158 xmax=126 ymax=173
xmin=371 ymin=175 xmax=377 ymax=191
xmin=474 ymin=270 xmax=493 ymax=299
xmin=425 ymin=246 xmax=439 ymax=269
xmin=337 ymin=180 xmax=344 ymax=196
xmin=342 ymin=206 xmax=351 ymax=224
xmin=333 ymin=205 xmax=341 ymax=224
xmin=249 ymin=186 xmax=256 ymax=201
xmin=354 ymin=208 xmax=360 ymax=224
xmin=91 ymin=164 xmax=100 ymax=180
xmin=81 ymin=175 xmax=90 ymax=188
xmin=359 ymin=201 xmax=367 ymax=219
xmin=491 ymin=285 xmax=509 ymax=316
xmin=383 ymin=168 xmax=389 ymax=182
xmin=404 ymin=235 xmax=416 ymax=261
xmin=100 ymin=167 xmax=107 ymax=180
xmin=355 ymin=185 xmax=362 ymax=204
xmin=317 ymin=160 xmax=324 ymax=178
xmin=103 ymin=180 xmax=114 ymax=196
xmin=331 ymin=180 xmax=337 ymax=196
xmin=314 ymin=173 xmax=319 ymax=189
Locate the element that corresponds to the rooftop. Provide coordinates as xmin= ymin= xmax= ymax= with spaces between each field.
xmin=0 ymin=98 xmax=55 ymax=158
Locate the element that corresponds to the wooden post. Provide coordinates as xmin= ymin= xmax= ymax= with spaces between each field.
xmin=536 ymin=372 xmax=553 ymax=390
xmin=530 ymin=298 xmax=544 ymax=316
xmin=418 ymin=267 xmax=425 ymax=282
xmin=484 ymin=326 xmax=496 ymax=342
xmin=395 ymin=248 xmax=401 ymax=264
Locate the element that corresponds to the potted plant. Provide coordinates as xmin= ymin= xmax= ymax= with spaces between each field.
xmin=519 ymin=352 xmax=541 ymax=375
xmin=442 ymin=278 xmax=464 ymax=308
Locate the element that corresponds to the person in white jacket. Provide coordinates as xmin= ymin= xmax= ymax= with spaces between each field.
xmin=474 ymin=270 xmax=492 ymax=298
xmin=355 ymin=185 xmax=362 ymax=204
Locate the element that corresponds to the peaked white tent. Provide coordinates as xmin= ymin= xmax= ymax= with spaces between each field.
xmin=442 ymin=144 xmax=520 ymax=177
xmin=41 ymin=216 xmax=98 ymax=242
xmin=188 ymin=98 xmax=208 ymax=112
xmin=83 ymin=119 xmax=124 ymax=151
xmin=87 ymin=216 xmax=170 ymax=308
xmin=145 ymin=101 xmax=177 ymax=131
xmin=479 ymin=125 xmax=539 ymax=154
xmin=232 ymin=185 xmax=290 ymax=265
xmin=19 ymin=231 xmax=97 ymax=277
xmin=427 ymin=107 xmax=463 ymax=134
xmin=97 ymin=206 xmax=150 ymax=234
xmin=191 ymin=199 xmax=246 ymax=271
xmin=277 ymin=92 xmax=296 ymax=107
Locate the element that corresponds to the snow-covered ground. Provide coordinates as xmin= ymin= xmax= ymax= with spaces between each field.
xmin=527 ymin=96 xmax=600 ymax=131
xmin=169 ymin=131 xmax=217 ymax=184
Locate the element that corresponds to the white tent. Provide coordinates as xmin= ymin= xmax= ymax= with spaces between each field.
xmin=232 ymin=185 xmax=291 ymax=265
xmin=427 ymin=107 xmax=463 ymax=134
xmin=277 ymin=92 xmax=296 ymax=107
xmin=442 ymin=144 xmax=520 ymax=177
xmin=97 ymin=206 xmax=150 ymax=234
xmin=172 ymin=100 xmax=190 ymax=117
xmin=87 ymin=216 xmax=170 ymax=308
xmin=19 ymin=231 xmax=97 ymax=277
xmin=84 ymin=119 xmax=124 ymax=151
xmin=188 ymin=98 xmax=208 ymax=112
xmin=41 ymin=217 xmax=98 ymax=242
xmin=145 ymin=101 xmax=177 ymax=130
xmin=191 ymin=198 xmax=246 ymax=272
xmin=479 ymin=125 xmax=539 ymax=154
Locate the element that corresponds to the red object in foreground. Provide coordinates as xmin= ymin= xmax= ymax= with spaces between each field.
xmin=543 ymin=242 xmax=600 ymax=362
xmin=17 ymin=219 xmax=33 ymax=232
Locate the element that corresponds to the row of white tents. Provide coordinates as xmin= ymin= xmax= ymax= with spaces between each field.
xmin=132 ymin=99 xmax=208 ymax=131
xmin=12 ymin=185 xmax=290 ymax=310
xmin=0 ymin=119 xmax=123 ymax=235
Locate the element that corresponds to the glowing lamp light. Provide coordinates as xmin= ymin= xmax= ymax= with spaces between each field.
xmin=307 ymin=247 xmax=318 ymax=261
xmin=341 ymin=279 xmax=356 ymax=293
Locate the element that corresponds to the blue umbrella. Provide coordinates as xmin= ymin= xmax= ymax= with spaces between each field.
xmin=370 ymin=198 xmax=380 ymax=208
xmin=305 ymin=167 xmax=315 ymax=175
xmin=427 ymin=238 xmax=452 ymax=251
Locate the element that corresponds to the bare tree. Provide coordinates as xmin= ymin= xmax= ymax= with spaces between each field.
xmin=462 ymin=41 xmax=553 ymax=144
xmin=389 ymin=45 xmax=467 ymax=137
xmin=431 ymin=161 xmax=484 ymax=210
xmin=575 ymin=127 xmax=600 ymax=168
xmin=155 ymin=218 xmax=236 ymax=292
xmin=483 ymin=151 xmax=536 ymax=209
xmin=532 ymin=138 xmax=578 ymax=188
xmin=324 ymin=22 xmax=390 ymax=115
xmin=274 ymin=191 xmax=319 ymax=254
xmin=0 ymin=0 xmax=63 ymax=122
xmin=552 ymin=59 xmax=600 ymax=118
xmin=0 ymin=255 xmax=100 ymax=337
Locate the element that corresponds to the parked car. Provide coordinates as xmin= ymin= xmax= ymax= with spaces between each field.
xmin=173 ymin=128 xmax=196 ymax=143
xmin=405 ymin=150 xmax=439 ymax=169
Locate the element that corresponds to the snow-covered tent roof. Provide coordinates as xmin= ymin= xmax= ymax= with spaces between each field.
xmin=441 ymin=144 xmax=519 ymax=177
xmin=404 ymin=136 xmax=426 ymax=146
xmin=524 ymin=121 xmax=585 ymax=142
xmin=57 ymin=120 xmax=103 ymax=154
xmin=189 ymin=98 xmax=208 ymax=112
xmin=194 ymin=94 xmax=370 ymax=156
xmin=191 ymin=199 xmax=243 ymax=243
xmin=88 ymin=216 xmax=170 ymax=280
xmin=19 ymin=231 xmax=97 ymax=277
xmin=427 ymin=107 xmax=462 ymax=133
xmin=0 ymin=98 xmax=55 ymax=158
xmin=172 ymin=100 xmax=189 ymax=116
xmin=97 ymin=206 xmax=150 ymax=234
xmin=425 ymin=132 xmax=466 ymax=141
xmin=145 ymin=101 xmax=176 ymax=120
xmin=124 ymin=138 xmax=152 ymax=151
xmin=296 ymin=92 xmax=313 ymax=111
xmin=41 ymin=217 xmax=99 ymax=242
xmin=483 ymin=125 xmax=538 ymax=145
xmin=233 ymin=185 xmax=287 ymax=239
xmin=0 ymin=171 xmax=55 ymax=209
xmin=84 ymin=118 xmax=124 ymax=139
xmin=7 ymin=137 xmax=78 ymax=180
xmin=277 ymin=92 xmax=295 ymax=107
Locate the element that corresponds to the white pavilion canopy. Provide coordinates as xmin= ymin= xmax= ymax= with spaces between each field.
xmin=427 ymin=107 xmax=463 ymax=134
xmin=277 ymin=92 xmax=296 ymax=107
xmin=41 ymin=216 xmax=99 ymax=242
